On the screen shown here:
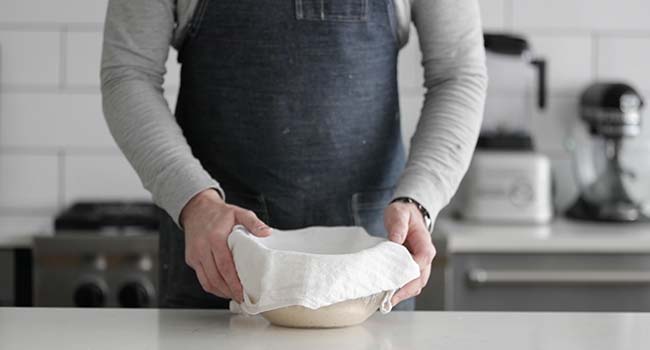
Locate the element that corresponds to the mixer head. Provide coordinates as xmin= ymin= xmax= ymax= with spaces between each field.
xmin=580 ymin=82 xmax=644 ymax=139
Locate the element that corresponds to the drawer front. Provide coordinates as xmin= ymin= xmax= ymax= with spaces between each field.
xmin=451 ymin=254 xmax=650 ymax=311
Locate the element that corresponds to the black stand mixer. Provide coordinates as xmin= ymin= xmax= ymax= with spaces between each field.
xmin=567 ymin=82 xmax=648 ymax=222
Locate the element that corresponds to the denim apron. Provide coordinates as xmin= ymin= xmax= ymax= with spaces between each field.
xmin=159 ymin=0 xmax=414 ymax=310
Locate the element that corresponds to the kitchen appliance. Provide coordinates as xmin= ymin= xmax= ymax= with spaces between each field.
xmin=459 ymin=133 xmax=552 ymax=223
xmin=481 ymin=33 xmax=547 ymax=132
xmin=457 ymin=33 xmax=552 ymax=223
xmin=33 ymin=202 xmax=159 ymax=308
xmin=566 ymin=82 xmax=649 ymax=222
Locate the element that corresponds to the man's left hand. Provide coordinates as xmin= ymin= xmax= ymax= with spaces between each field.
xmin=384 ymin=201 xmax=436 ymax=306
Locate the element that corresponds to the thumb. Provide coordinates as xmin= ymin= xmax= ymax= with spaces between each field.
xmin=235 ymin=209 xmax=272 ymax=237
xmin=385 ymin=206 xmax=409 ymax=244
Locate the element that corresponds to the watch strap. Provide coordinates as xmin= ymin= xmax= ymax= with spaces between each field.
xmin=391 ymin=197 xmax=433 ymax=233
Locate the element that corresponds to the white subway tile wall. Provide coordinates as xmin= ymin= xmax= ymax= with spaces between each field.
xmin=530 ymin=96 xmax=580 ymax=154
xmin=0 ymin=0 xmax=649 ymax=230
xmin=399 ymin=94 xmax=424 ymax=145
xmin=397 ymin=27 xmax=424 ymax=94
xmin=65 ymin=31 xmax=104 ymax=87
xmin=63 ymin=153 xmax=149 ymax=204
xmin=0 ymin=153 xmax=59 ymax=212
xmin=0 ymin=216 xmax=53 ymax=236
xmin=0 ymin=0 xmax=108 ymax=24
xmin=597 ymin=36 xmax=650 ymax=96
xmin=526 ymin=34 xmax=593 ymax=95
xmin=0 ymin=31 xmax=60 ymax=87
xmin=0 ymin=93 xmax=115 ymax=149
xmin=479 ymin=0 xmax=507 ymax=30
xmin=512 ymin=0 xmax=650 ymax=31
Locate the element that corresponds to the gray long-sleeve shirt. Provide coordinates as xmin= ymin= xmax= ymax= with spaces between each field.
xmin=101 ymin=0 xmax=487 ymax=227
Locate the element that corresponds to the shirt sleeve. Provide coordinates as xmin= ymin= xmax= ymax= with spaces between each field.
xmin=392 ymin=0 xmax=488 ymax=223
xmin=101 ymin=0 xmax=224 ymax=227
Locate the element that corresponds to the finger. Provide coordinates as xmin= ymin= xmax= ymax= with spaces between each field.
xmin=213 ymin=246 xmax=244 ymax=303
xmin=392 ymin=262 xmax=433 ymax=306
xmin=235 ymin=209 xmax=272 ymax=237
xmin=405 ymin=230 xmax=436 ymax=269
xmin=384 ymin=206 xmax=409 ymax=244
xmin=391 ymin=277 xmax=422 ymax=306
xmin=418 ymin=265 xmax=432 ymax=290
xmin=200 ymin=256 xmax=231 ymax=298
xmin=196 ymin=262 xmax=227 ymax=299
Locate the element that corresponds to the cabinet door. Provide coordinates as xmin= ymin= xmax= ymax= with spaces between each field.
xmin=451 ymin=253 xmax=650 ymax=311
xmin=0 ymin=250 xmax=14 ymax=306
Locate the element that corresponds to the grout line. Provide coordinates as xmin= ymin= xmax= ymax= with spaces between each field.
xmin=0 ymin=207 xmax=52 ymax=214
xmin=0 ymin=22 xmax=103 ymax=31
xmin=0 ymin=85 xmax=99 ymax=94
xmin=503 ymin=0 xmax=514 ymax=30
xmin=55 ymin=148 xmax=122 ymax=155
xmin=591 ymin=33 xmax=599 ymax=80
xmin=0 ymin=147 xmax=59 ymax=156
xmin=595 ymin=31 xmax=650 ymax=38
xmin=57 ymin=149 xmax=66 ymax=209
xmin=0 ymin=207 xmax=58 ymax=216
xmin=0 ymin=85 xmax=180 ymax=94
xmin=64 ymin=23 xmax=104 ymax=32
xmin=2 ymin=20 xmax=650 ymax=36
xmin=59 ymin=25 xmax=67 ymax=89
xmin=0 ymin=86 xmax=590 ymax=100
xmin=0 ymin=146 xmax=120 ymax=155
xmin=505 ymin=27 xmax=650 ymax=37
xmin=0 ymin=44 xmax=3 ymax=143
xmin=4 ymin=20 xmax=647 ymax=38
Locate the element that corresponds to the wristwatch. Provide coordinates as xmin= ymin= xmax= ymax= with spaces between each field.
xmin=391 ymin=197 xmax=433 ymax=233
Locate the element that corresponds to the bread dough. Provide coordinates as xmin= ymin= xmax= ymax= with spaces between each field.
xmin=261 ymin=292 xmax=385 ymax=328
xmin=228 ymin=225 xmax=420 ymax=316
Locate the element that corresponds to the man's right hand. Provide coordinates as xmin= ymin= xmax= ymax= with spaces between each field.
xmin=180 ymin=189 xmax=272 ymax=303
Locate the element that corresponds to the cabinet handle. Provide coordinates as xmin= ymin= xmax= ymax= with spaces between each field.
xmin=467 ymin=269 xmax=650 ymax=287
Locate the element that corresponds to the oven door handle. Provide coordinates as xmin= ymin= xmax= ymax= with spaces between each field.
xmin=467 ymin=269 xmax=650 ymax=287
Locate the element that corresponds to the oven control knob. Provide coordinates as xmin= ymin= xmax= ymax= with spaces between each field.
xmin=74 ymin=283 xmax=106 ymax=307
xmin=118 ymin=282 xmax=151 ymax=308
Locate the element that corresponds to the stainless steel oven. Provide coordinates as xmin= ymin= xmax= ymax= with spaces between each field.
xmin=32 ymin=202 xmax=160 ymax=308
xmin=33 ymin=233 xmax=158 ymax=307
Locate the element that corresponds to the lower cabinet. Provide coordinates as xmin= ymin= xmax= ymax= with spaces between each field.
xmin=447 ymin=253 xmax=650 ymax=311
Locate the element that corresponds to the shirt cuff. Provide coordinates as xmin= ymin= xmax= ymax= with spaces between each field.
xmin=152 ymin=165 xmax=225 ymax=229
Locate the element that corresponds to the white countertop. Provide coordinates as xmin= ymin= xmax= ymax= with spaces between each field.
xmin=0 ymin=216 xmax=52 ymax=249
xmin=436 ymin=218 xmax=650 ymax=253
xmin=1 ymin=308 xmax=648 ymax=350
xmin=0 ymin=234 xmax=34 ymax=249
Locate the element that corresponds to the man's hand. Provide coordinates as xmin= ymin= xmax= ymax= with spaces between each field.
xmin=180 ymin=189 xmax=272 ymax=303
xmin=384 ymin=201 xmax=436 ymax=306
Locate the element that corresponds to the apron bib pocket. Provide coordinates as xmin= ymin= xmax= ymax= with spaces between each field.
xmin=351 ymin=187 xmax=395 ymax=237
xmin=295 ymin=0 xmax=368 ymax=22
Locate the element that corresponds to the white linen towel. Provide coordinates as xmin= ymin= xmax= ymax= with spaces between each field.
xmin=227 ymin=225 xmax=420 ymax=315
